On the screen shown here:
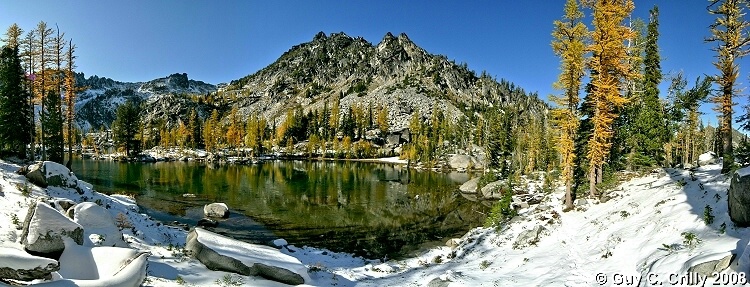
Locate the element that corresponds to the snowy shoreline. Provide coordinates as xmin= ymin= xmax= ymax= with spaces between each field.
xmin=2 ymin=159 xmax=750 ymax=286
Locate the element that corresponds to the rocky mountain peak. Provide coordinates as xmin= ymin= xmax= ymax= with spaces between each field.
xmin=313 ymin=31 xmax=327 ymax=41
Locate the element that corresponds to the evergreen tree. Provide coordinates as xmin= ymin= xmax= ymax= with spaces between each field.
xmin=0 ymin=46 xmax=32 ymax=158
xmin=708 ymin=0 xmax=750 ymax=173
xmin=34 ymin=21 xmax=53 ymax=160
xmin=586 ymin=0 xmax=637 ymax=197
xmin=551 ymin=0 xmax=587 ymax=210
xmin=41 ymin=89 xmax=63 ymax=163
xmin=631 ymin=6 xmax=665 ymax=167
xmin=112 ymin=100 xmax=142 ymax=157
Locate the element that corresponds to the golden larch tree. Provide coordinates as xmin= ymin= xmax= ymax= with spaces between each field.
xmin=551 ymin=0 xmax=588 ymax=210
xmin=707 ymin=0 xmax=750 ymax=173
xmin=586 ymin=0 xmax=638 ymax=197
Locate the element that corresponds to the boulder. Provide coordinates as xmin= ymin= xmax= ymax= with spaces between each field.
xmin=204 ymin=203 xmax=229 ymax=218
xmin=73 ymin=202 xmax=127 ymax=247
xmin=449 ymin=154 xmax=473 ymax=170
xmin=513 ymin=225 xmax=547 ymax=249
xmin=445 ymin=238 xmax=461 ymax=249
xmin=480 ymin=180 xmax=505 ymax=200
xmin=687 ymin=254 xmax=734 ymax=277
xmin=186 ymin=228 xmax=309 ymax=285
xmin=698 ymin=151 xmax=719 ymax=166
xmin=729 ymin=167 xmax=750 ymax=226
xmin=20 ymin=201 xmax=84 ymax=258
xmin=386 ymin=134 xmax=401 ymax=146
xmin=29 ymin=238 xmax=149 ymax=287
xmin=52 ymin=199 xmax=77 ymax=214
xmin=197 ymin=218 xmax=219 ymax=228
xmin=24 ymin=161 xmax=80 ymax=190
xmin=0 ymin=247 xmax=59 ymax=281
xmin=458 ymin=177 xmax=479 ymax=194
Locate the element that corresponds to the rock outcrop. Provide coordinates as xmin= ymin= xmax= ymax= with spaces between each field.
xmin=513 ymin=225 xmax=547 ymax=249
xmin=204 ymin=203 xmax=229 ymax=218
xmin=729 ymin=167 xmax=750 ymax=226
xmin=458 ymin=177 xmax=479 ymax=194
xmin=20 ymin=201 xmax=84 ymax=258
xmin=186 ymin=228 xmax=309 ymax=285
xmin=0 ymin=247 xmax=59 ymax=281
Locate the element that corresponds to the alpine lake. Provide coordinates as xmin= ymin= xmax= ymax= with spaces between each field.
xmin=71 ymin=158 xmax=488 ymax=259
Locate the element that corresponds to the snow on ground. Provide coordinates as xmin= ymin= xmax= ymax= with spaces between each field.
xmin=1 ymin=159 xmax=749 ymax=286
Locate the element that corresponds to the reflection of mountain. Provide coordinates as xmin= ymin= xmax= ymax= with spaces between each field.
xmin=71 ymin=159 xmax=487 ymax=259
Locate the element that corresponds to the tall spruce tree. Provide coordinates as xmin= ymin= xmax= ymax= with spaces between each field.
xmin=551 ymin=0 xmax=588 ymax=210
xmin=632 ymin=6 xmax=665 ymax=167
xmin=64 ymin=39 xmax=76 ymax=168
xmin=0 ymin=46 xmax=32 ymax=158
xmin=708 ymin=0 xmax=750 ymax=173
xmin=585 ymin=0 xmax=638 ymax=197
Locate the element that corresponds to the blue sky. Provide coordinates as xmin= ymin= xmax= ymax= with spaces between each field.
xmin=0 ymin=1 xmax=744 ymax=126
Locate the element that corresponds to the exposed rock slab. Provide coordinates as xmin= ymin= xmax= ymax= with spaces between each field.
xmin=0 ymin=246 xmax=59 ymax=281
xmin=20 ymin=201 xmax=84 ymax=257
xmin=729 ymin=167 xmax=750 ymax=226
xmin=513 ymin=225 xmax=547 ymax=249
xmin=687 ymin=254 xmax=734 ymax=277
xmin=186 ymin=227 xmax=309 ymax=285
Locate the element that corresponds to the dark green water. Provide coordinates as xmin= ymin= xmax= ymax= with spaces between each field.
xmin=71 ymin=158 xmax=488 ymax=259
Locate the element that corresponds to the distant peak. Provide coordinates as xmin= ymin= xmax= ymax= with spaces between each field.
xmin=383 ymin=32 xmax=396 ymax=41
xmin=313 ymin=31 xmax=327 ymax=41
xmin=397 ymin=32 xmax=410 ymax=42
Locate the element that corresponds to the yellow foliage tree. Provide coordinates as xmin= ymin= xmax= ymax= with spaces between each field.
xmin=707 ymin=0 xmax=750 ymax=173
xmin=551 ymin=0 xmax=588 ymax=209
xmin=586 ymin=0 xmax=638 ymax=197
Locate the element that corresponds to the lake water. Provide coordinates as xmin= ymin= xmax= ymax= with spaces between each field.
xmin=71 ymin=158 xmax=488 ymax=259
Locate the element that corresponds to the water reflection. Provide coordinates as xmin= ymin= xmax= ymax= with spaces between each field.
xmin=72 ymin=159 xmax=487 ymax=259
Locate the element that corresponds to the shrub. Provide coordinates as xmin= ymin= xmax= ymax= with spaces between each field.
xmin=682 ymin=232 xmax=702 ymax=248
xmin=484 ymin=182 xmax=517 ymax=228
xmin=704 ymin=205 xmax=714 ymax=225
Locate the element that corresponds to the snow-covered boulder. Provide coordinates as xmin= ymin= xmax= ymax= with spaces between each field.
xmin=698 ymin=151 xmax=718 ymax=166
xmin=20 ymin=201 xmax=84 ymax=257
xmin=30 ymin=239 xmax=148 ymax=287
xmin=687 ymin=253 xmax=733 ymax=277
xmin=729 ymin=167 xmax=750 ymax=226
xmin=204 ymin=203 xmax=229 ymax=218
xmin=51 ymin=199 xmax=77 ymax=214
xmin=186 ymin=228 xmax=309 ymax=285
xmin=458 ymin=177 xmax=479 ymax=194
xmin=73 ymin=202 xmax=127 ymax=247
xmin=24 ymin=161 xmax=79 ymax=190
xmin=513 ymin=225 xmax=547 ymax=249
xmin=0 ymin=247 xmax=59 ymax=281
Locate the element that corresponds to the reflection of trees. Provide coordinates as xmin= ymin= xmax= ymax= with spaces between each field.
xmin=74 ymin=159 xmax=488 ymax=259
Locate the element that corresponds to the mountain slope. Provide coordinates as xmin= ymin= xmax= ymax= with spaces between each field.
xmin=220 ymin=31 xmax=547 ymax=131
xmin=74 ymin=73 xmax=216 ymax=131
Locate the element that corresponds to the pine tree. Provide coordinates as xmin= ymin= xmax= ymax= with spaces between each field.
xmin=112 ymin=100 xmax=142 ymax=157
xmin=41 ymin=89 xmax=63 ymax=163
xmin=709 ymin=0 xmax=750 ymax=173
xmin=551 ymin=0 xmax=587 ymax=210
xmin=0 ymin=46 xmax=32 ymax=158
xmin=586 ymin=0 xmax=638 ymax=197
xmin=3 ymin=24 xmax=22 ymax=49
